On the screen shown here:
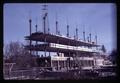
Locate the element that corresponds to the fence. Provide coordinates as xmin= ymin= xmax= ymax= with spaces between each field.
xmin=4 ymin=67 xmax=44 ymax=80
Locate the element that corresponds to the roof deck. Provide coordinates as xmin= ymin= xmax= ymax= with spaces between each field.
xmin=25 ymin=32 xmax=99 ymax=47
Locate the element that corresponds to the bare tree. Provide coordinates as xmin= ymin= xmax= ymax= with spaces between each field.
xmin=4 ymin=41 xmax=22 ymax=57
xmin=4 ymin=41 xmax=37 ymax=69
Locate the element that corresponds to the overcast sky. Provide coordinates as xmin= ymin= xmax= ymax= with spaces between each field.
xmin=4 ymin=3 xmax=116 ymax=53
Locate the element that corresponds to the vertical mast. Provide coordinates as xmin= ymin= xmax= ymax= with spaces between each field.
xmin=89 ymin=27 xmax=91 ymax=43
xmin=95 ymin=35 xmax=97 ymax=45
xmin=29 ymin=11 xmax=32 ymax=55
xmin=94 ymin=29 xmax=98 ymax=49
xmin=35 ymin=17 xmax=38 ymax=32
xmin=87 ymin=36 xmax=89 ymax=42
xmin=89 ymin=33 xmax=91 ymax=43
xmin=83 ymin=25 xmax=86 ymax=42
xmin=95 ymin=29 xmax=97 ymax=44
xmin=76 ymin=27 xmax=78 ymax=40
xmin=56 ymin=12 xmax=58 ymax=35
xmin=35 ymin=17 xmax=38 ymax=55
xmin=67 ymin=25 xmax=69 ymax=37
xmin=29 ymin=11 xmax=32 ymax=36
xmin=42 ymin=5 xmax=48 ymax=57
xmin=66 ymin=18 xmax=69 ymax=37
xmin=42 ymin=5 xmax=48 ymax=34
xmin=29 ymin=19 xmax=32 ymax=36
